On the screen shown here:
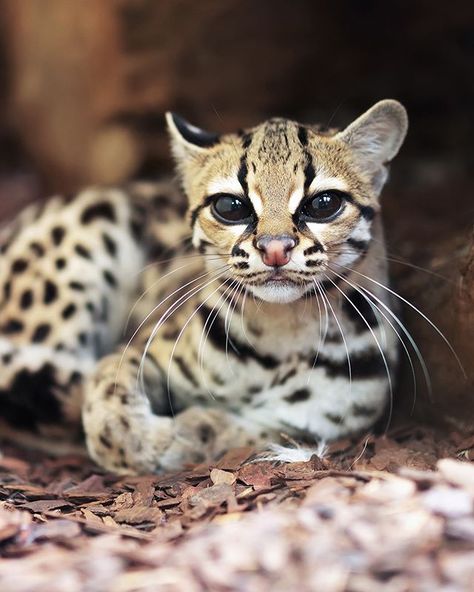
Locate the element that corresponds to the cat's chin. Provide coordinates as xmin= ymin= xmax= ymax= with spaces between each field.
xmin=248 ymin=281 xmax=309 ymax=304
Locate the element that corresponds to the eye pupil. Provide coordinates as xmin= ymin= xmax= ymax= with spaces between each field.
xmin=212 ymin=194 xmax=253 ymax=223
xmin=301 ymin=191 xmax=343 ymax=221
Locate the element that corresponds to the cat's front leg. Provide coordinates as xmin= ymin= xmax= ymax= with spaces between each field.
xmin=82 ymin=346 xmax=266 ymax=474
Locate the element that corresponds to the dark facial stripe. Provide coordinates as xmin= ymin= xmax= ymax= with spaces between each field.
xmin=198 ymin=239 xmax=213 ymax=254
xmin=190 ymin=195 xmax=214 ymax=228
xmin=343 ymin=194 xmax=375 ymax=221
xmin=231 ymin=246 xmax=249 ymax=258
xmin=347 ymin=238 xmax=370 ymax=252
xmin=304 ymin=243 xmax=324 ymax=256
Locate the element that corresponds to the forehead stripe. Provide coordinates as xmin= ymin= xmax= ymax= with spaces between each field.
xmin=237 ymin=132 xmax=253 ymax=195
xmin=297 ymin=125 xmax=308 ymax=146
xmin=237 ymin=158 xmax=249 ymax=195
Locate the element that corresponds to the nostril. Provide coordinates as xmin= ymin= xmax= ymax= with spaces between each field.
xmin=255 ymin=234 xmax=297 ymax=267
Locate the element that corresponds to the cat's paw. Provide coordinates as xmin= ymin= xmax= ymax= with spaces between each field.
xmin=159 ymin=406 xmax=245 ymax=471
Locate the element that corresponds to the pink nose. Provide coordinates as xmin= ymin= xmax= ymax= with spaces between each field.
xmin=256 ymin=235 xmax=296 ymax=267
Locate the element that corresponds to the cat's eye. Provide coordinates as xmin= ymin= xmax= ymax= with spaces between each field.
xmin=300 ymin=191 xmax=344 ymax=222
xmin=211 ymin=194 xmax=255 ymax=224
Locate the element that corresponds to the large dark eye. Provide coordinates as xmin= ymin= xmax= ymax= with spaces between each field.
xmin=211 ymin=194 xmax=254 ymax=224
xmin=300 ymin=191 xmax=344 ymax=222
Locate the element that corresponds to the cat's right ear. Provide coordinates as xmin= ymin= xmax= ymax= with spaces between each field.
xmin=165 ymin=113 xmax=220 ymax=162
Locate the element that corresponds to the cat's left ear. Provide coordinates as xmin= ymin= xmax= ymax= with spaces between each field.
xmin=165 ymin=112 xmax=220 ymax=162
xmin=336 ymin=99 xmax=408 ymax=191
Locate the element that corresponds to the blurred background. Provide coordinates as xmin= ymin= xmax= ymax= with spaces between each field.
xmin=0 ymin=0 xmax=473 ymax=429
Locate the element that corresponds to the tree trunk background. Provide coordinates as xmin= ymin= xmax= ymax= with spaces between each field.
xmin=0 ymin=0 xmax=473 ymax=430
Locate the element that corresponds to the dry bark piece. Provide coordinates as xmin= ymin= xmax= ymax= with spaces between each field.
xmin=113 ymin=506 xmax=163 ymax=526
xmin=210 ymin=468 xmax=236 ymax=486
xmin=238 ymin=462 xmax=275 ymax=490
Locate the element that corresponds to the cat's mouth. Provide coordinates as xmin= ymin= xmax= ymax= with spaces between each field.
xmin=260 ymin=270 xmax=310 ymax=287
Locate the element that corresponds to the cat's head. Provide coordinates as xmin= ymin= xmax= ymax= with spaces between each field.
xmin=166 ymin=100 xmax=408 ymax=303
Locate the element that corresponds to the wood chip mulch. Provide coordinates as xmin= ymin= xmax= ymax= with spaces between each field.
xmin=0 ymin=425 xmax=473 ymax=591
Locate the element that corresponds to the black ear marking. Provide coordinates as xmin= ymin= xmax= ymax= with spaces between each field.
xmin=169 ymin=113 xmax=221 ymax=148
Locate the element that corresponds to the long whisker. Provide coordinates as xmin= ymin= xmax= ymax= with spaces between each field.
xmin=165 ymin=278 xmax=230 ymax=406
xmin=329 ymin=267 xmax=420 ymax=412
xmin=333 ymin=247 xmax=453 ymax=283
xmin=315 ymin=279 xmax=352 ymax=398
xmin=136 ymin=265 xmax=231 ymax=397
xmin=198 ymin=279 xmax=239 ymax=396
xmin=333 ymin=262 xmax=467 ymax=379
xmin=124 ymin=258 xmax=216 ymax=334
xmin=115 ymin=264 xmax=230 ymax=392
xmin=330 ymin=266 xmax=433 ymax=401
xmin=224 ymin=280 xmax=244 ymax=367
xmin=239 ymin=286 xmax=254 ymax=348
xmin=322 ymin=273 xmax=394 ymax=432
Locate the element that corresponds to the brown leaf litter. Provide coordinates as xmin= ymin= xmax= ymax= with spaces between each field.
xmin=0 ymin=425 xmax=473 ymax=591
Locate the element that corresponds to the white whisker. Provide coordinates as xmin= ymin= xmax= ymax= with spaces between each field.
xmin=334 ymin=262 xmax=466 ymax=379
xmin=322 ymin=274 xmax=394 ymax=432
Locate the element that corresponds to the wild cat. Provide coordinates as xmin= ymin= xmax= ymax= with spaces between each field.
xmin=0 ymin=100 xmax=410 ymax=473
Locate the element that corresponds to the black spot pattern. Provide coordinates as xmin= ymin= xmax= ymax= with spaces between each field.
xmin=284 ymin=388 xmax=311 ymax=403
xmin=174 ymin=356 xmax=198 ymax=387
xmin=2 ymin=319 xmax=24 ymax=334
xmin=62 ymin=303 xmax=77 ymax=319
xmin=12 ymin=259 xmax=28 ymax=274
xmin=81 ymin=202 xmax=116 ymax=224
xmin=32 ymin=324 xmax=51 ymax=343
xmin=20 ymin=290 xmax=33 ymax=310
xmin=102 ymin=233 xmax=117 ymax=257
xmin=30 ymin=242 xmax=45 ymax=257
xmin=51 ymin=226 xmax=65 ymax=246
xmin=44 ymin=280 xmax=58 ymax=304
xmin=69 ymin=281 xmax=85 ymax=291
xmin=103 ymin=270 xmax=117 ymax=288
xmin=0 ymin=364 xmax=63 ymax=430
xmin=75 ymin=244 xmax=92 ymax=259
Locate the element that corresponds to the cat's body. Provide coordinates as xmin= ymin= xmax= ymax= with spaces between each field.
xmin=0 ymin=100 xmax=407 ymax=473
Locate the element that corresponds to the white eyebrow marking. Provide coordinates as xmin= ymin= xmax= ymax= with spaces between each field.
xmin=207 ymin=174 xmax=243 ymax=196
xmin=248 ymin=189 xmax=263 ymax=216
xmin=308 ymin=175 xmax=349 ymax=194
xmin=288 ymin=187 xmax=304 ymax=214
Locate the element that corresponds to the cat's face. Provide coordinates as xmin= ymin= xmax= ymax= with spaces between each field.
xmin=167 ymin=100 xmax=407 ymax=303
